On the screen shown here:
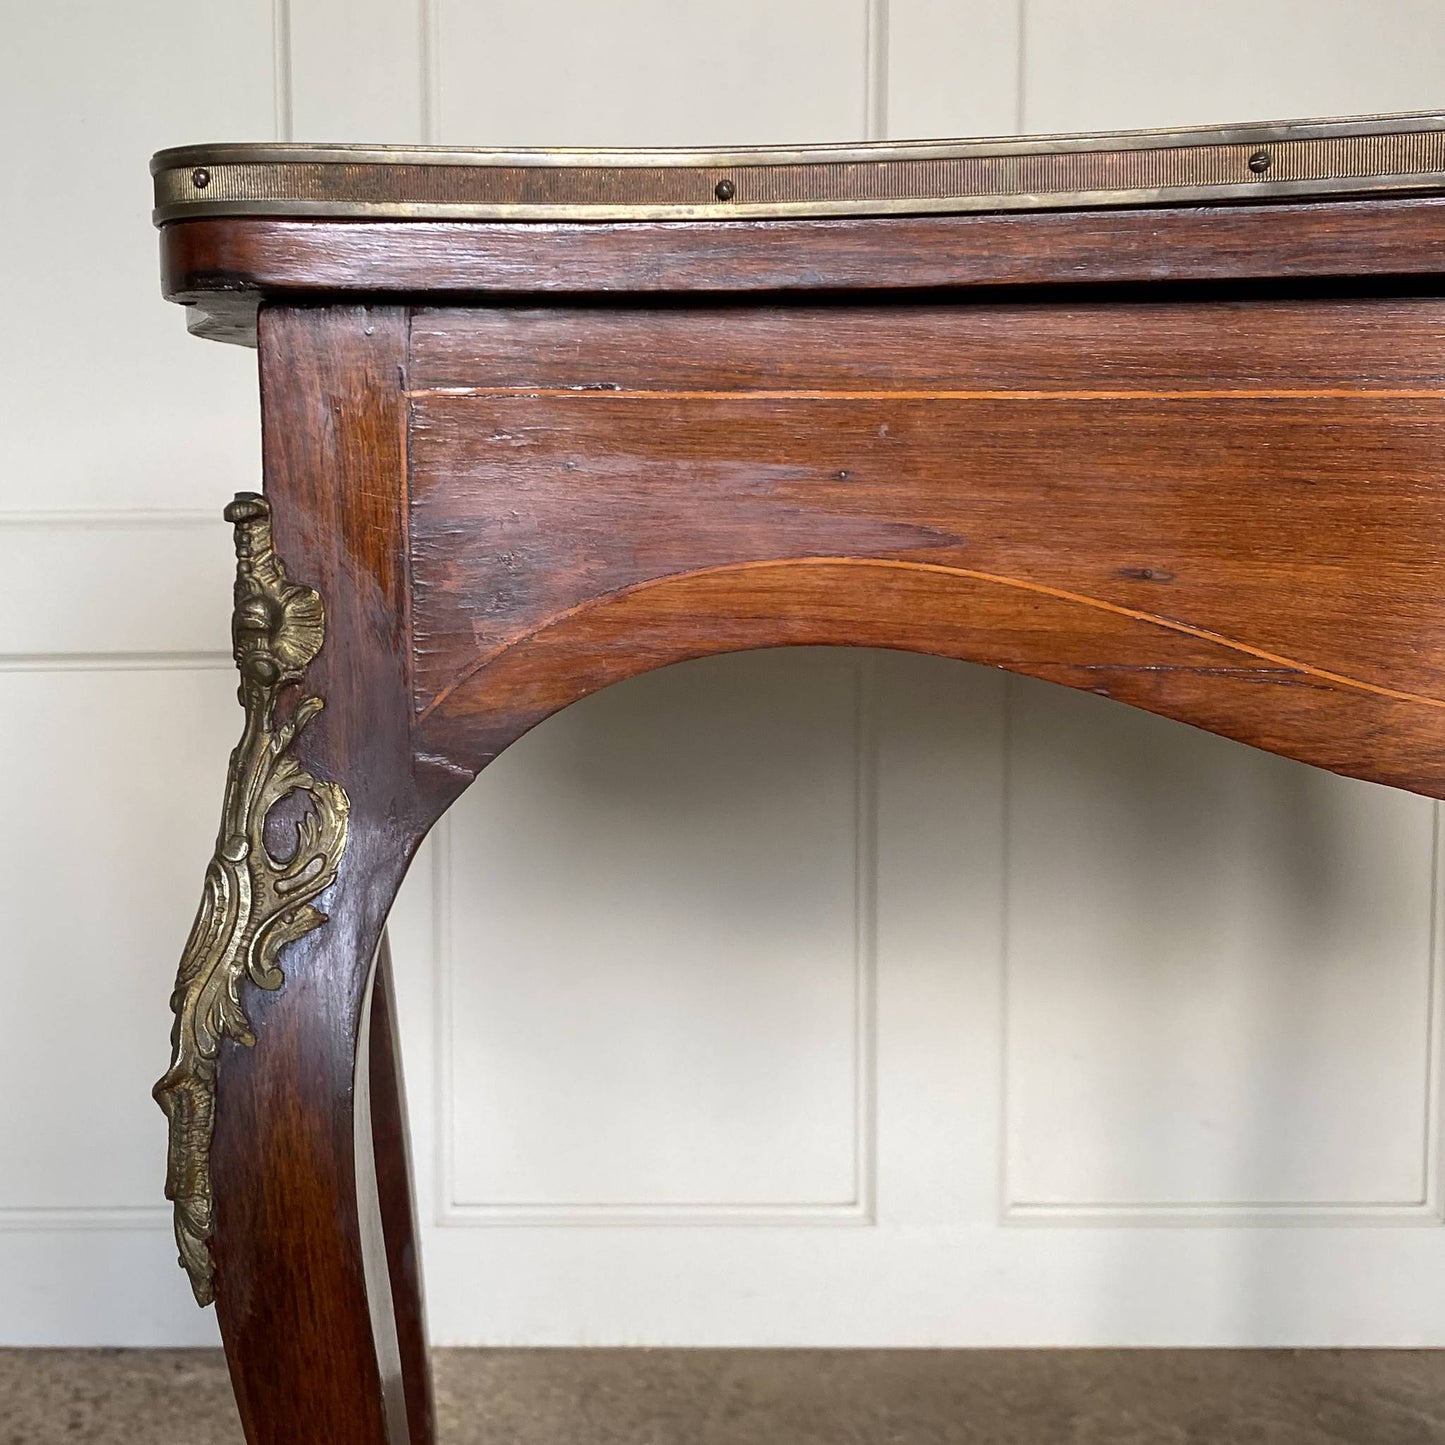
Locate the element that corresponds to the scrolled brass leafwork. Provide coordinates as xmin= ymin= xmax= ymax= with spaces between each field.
xmin=153 ymin=492 xmax=350 ymax=1306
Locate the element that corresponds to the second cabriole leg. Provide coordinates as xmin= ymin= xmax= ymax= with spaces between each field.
xmin=368 ymin=935 xmax=437 ymax=1444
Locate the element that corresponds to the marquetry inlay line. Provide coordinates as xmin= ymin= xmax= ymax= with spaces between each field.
xmin=417 ymin=556 xmax=1445 ymax=725
xmin=411 ymin=387 xmax=1445 ymax=402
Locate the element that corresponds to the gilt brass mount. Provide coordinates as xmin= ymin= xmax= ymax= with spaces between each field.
xmin=153 ymin=493 xmax=350 ymax=1305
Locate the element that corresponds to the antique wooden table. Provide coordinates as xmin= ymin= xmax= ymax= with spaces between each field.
xmin=153 ymin=112 xmax=1445 ymax=1443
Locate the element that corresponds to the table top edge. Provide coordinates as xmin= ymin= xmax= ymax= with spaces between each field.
xmin=152 ymin=109 xmax=1445 ymax=224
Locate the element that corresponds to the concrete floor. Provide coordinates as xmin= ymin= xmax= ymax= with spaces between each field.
xmin=3 ymin=1349 xmax=1445 ymax=1443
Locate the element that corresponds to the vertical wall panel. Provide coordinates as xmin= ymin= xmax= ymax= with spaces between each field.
xmin=442 ymin=652 xmax=869 ymax=1221
xmin=1004 ymin=680 xmax=1440 ymax=1219
xmin=0 ymin=668 xmax=239 ymax=1212
xmin=0 ymin=665 xmax=238 ymax=1346
xmin=885 ymin=0 xmax=1022 ymax=138
xmin=432 ymin=0 xmax=872 ymax=146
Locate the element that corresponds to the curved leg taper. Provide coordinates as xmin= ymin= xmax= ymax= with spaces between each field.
xmin=370 ymin=936 xmax=437 ymax=1444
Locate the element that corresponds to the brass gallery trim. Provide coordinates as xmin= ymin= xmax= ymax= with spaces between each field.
xmin=153 ymin=493 xmax=350 ymax=1306
xmin=152 ymin=109 xmax=1445 ymax=223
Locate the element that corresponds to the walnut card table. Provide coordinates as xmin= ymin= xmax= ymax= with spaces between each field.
xmin=152 ymin=111 xmax=1445 ymax=1443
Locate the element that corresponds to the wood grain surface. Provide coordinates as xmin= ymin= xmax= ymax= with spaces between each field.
xmin=408 ymin=299 xmax=1445 ymax=796
xmin=187 ymin=195 xmax=1445 ymax=1443
xmin=161 ymin=196 xmax=1445 ymax=345
xmin=213 ymin=306 xmax=457 ymax=1445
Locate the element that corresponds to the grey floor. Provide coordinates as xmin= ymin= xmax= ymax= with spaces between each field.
xmin=3 ymin=1349 xmax=1445 ymax=1444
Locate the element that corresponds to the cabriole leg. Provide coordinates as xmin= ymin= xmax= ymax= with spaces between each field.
xmin=155 ymin=491 xmax=418 ymax=1442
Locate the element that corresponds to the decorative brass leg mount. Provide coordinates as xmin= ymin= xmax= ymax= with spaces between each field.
xmin=153 ymin=493 xmax=350 ymax=1305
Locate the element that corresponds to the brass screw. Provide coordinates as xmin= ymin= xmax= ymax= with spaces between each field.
xmin=192 ymin=167 xmax=211 ymax=189
xmin=1247 ymin=150 xmax=1271 ymax=174
xmin=714 ymin=178 xmax=737 ymax=201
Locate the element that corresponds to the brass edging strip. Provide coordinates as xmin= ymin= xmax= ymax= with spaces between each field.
xmin=152 ymin=111 xmax=1445 ymax=224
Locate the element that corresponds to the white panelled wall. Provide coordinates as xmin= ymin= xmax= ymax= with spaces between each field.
xmin=6 ymin=0 xmax=1445 ymax=1348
